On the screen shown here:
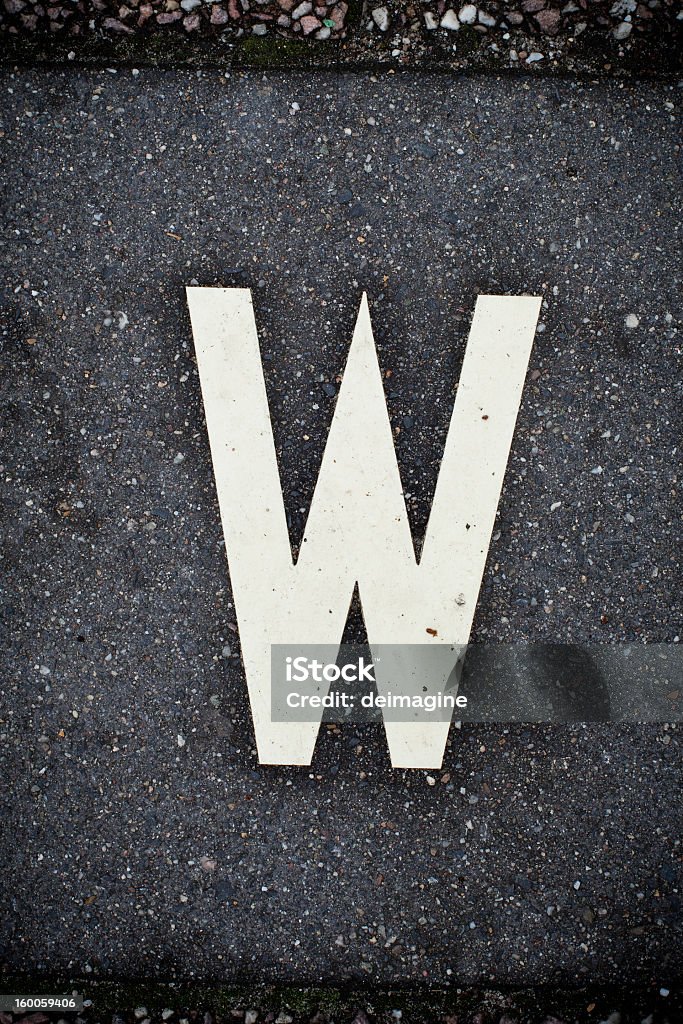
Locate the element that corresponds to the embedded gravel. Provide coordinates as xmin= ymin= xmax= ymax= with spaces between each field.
xmin=0 ymin=68 xmax=681 ymax=991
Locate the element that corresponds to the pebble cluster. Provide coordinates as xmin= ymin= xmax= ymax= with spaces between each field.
xmin=1 ymin=0 xmax=680 ymax=65
xmin=0 ymin=0 xmax=349 ymax=40
xmin=362 ymin=0 xmax=679 ymax=64
xmin=0 ymin=1007 xmax=671 ymax=1024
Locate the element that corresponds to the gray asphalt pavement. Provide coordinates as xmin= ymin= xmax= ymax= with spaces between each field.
xmin=0 ymin=68 xmax=681 ymax=992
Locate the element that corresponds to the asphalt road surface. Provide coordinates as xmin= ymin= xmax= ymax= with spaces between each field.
xmin=0 ymin=68 xmax=681 ymax=992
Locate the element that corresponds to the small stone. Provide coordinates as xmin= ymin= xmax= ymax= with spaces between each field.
xmin=134 ymin=1011 xmax=148 ymax=1021
xmin=328 ymin=1 xmax=346 ymax=30
xmin=156 ymin=10 xmax=182 ymax=21
xmin=458 ymin=4 xmax=476 ymax=24
xmin=245 ymin=1014 xmax=258 ymax=1024
xmin=526 ymin=51 xmax=544 ymax=62
xmin=478 ymin=9 xmax=496 ymax=26
xmin=103 ymin=16 xmax=134 ymax=31
xmin=521 ymin=0 xmax=545 ymax=11
xmin=426 ymin=775 xmax=436 ymax=786
xmin=252 ymin=22 xmax=267 ymax=33
xmin=440 ymin=9 xmax=460 ymax=30
xmin=424 ymin=11 xmax=438 ymax=29
xmin=613 ymin=21 xmax=632 ymax=40
xmin=372 ymin=5 xmax=389 ymax=31
xmin=210 ymin=5 xmax=229 ymax=23
xmin=315 ymin=25 xmax=330 ymax=38
xmin=292 ymin=0 xmax=311 ymax=17
xmin=534 ymin=8 xmax=560 ymax=33
xmin=300 ymin=13 xmax=321 ymax=32
xmin=625 ymin=313 xmax=639 ymax=329
xmin=180 ymin=0 xmax=200 ymax=9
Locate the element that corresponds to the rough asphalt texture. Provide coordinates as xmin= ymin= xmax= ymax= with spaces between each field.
xmin=0 ymin=69 xmax=681 ymax=994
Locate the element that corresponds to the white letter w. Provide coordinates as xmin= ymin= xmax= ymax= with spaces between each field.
xmin=186 ymin=288 xmax=541 ymax=768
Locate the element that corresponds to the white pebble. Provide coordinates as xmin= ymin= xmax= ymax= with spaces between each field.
xmin=292 ymin=1 xmax=311 ymax=19
xmin=613 ymin=21 xmax=633 ymax=41
xmin=458 ymin=4 xmax=477 ymax=24
xmin=424 ymin=11 xmax=438 ymax=30
xmin=372 ymin=6 xmax=390 ymax=31
xmin=440 ymin=10 xmax=460 ymax=30
xmin=625 ymin=313 xmax=639 ymax=329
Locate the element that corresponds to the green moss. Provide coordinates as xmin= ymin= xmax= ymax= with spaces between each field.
xmin=238 ymin=35 xmax=313 ymax=69
xmin=455 ymin=24 xmax=484 ymax=57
